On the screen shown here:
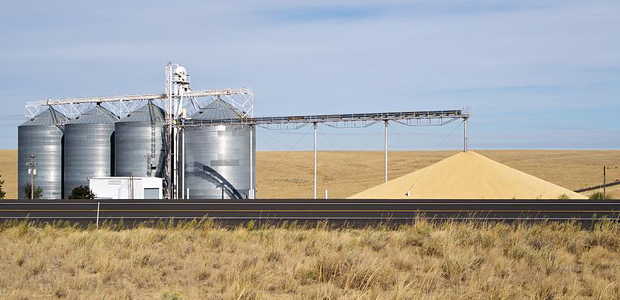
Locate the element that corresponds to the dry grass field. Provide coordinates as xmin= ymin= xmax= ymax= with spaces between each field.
xmin=0 ymin=150 xmax=18 ymax=199
xmin=0 ymin=220 xmax=619 ymax=299
xmin=257 ymin=150 xmax=620 ymax=199
xmin=0 ymin=149 xmax=619 ymax=199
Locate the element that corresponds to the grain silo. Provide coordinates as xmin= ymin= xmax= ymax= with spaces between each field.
xmin=185 ymin=99 xmax=255 ymax=199
xmin=115 ymin=101 xmax=165 ymax=178
xmin=18 ymin=108 xmax=68 ymax=199
xmin=64 ymin=104 xmax=118 ymax=197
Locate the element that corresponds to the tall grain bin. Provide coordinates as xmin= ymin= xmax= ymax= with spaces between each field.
xmin=115 ymin=101 xmax=165 ymax=178
xmin=18 ymin=108 xmax=68 ymax=199
xmin=185 ymin=99 xmax=255 ymax=199
xmin=64 ymin=105 xmax=118 ymax=197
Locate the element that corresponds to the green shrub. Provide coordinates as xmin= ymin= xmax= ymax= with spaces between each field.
xmin=160 ymin=291 xmax=181 ymax=300
xmin=589 ymin=191 xmax=613 ymax=200
xmin=68 ymin=185 xmax=96 ymax=199
xmin=0 ymin=174 xmax=5 ymax=199
xmin=23 ymin=183 xmax=43 ymax=199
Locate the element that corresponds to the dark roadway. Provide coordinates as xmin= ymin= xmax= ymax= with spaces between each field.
xmin=1 ymin=199 xmax=619 ymax=226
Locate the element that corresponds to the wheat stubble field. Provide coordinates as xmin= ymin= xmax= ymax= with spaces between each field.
xmin=0 ymin=150 xmax=619 ymax=199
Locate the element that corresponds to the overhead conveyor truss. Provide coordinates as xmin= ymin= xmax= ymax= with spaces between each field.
xmin=182 ymin=109 xmax=467 ymax=127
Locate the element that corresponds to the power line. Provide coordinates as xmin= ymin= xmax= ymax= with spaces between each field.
xmin=404 ymin=121 xmax=463 ymax=196
xmin=256 ymin=126 xmax=313 ymax=190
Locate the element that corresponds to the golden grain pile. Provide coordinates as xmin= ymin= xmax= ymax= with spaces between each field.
xmin=0 ymin=221 xmax=619 ymax=299
xmin=350 ymin=151 xmax=587 ymax=199
xmin=257 ymin=150 xmax=620 ymax=199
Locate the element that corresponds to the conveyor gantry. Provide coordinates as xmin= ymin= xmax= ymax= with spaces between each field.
xmin=183 ymin=109 xmax=467 ymax=127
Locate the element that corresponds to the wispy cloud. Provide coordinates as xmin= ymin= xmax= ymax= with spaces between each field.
xmin=532 ymin=126 xmax=601 ymax=131
xmin=260 ymin=6 xmax=384 ymax=23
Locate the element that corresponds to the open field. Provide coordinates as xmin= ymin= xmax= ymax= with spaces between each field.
xmin=0 ymin=220 xmax=619 ymax=299
xmin=1 ymin=150 xmax=619 ymax=199
xmin=257 ymin=150 xmax=620 ymax=199
xmin=0 ymin=150 xmax=17 ymax=199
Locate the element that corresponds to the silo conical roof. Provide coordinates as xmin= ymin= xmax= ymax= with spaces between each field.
xmin=20 ymin=107 xmax=69 ymax=126
xmin=118 ymin=102 xmax=165 ymax=123
xmin=68 ymin=105 xmax=118 ymax=124
xmin=348 ymin=151 xmax=588 ymax=199
xmin=191 ymin=99 xmax=243 ymax=120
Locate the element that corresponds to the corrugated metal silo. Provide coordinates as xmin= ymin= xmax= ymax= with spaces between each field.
xmin=115 ymin=101 xmax=165 ymax=178
xmin=64 ymin=105 xmax=118 ymax=197
xmin=18 ymin=108 xmax=68 ymax=199
xmin=185 ymin=99 xmax=255 ymax=199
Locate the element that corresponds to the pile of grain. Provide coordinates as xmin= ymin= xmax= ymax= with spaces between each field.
xmin=349 ymin=151 xmax=587 ymax=199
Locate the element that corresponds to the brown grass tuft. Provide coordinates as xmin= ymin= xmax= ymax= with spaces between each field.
xmin=0 ymin=220 xmax=619 ymax=299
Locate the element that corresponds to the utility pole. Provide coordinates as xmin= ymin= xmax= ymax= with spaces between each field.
xmin=604 ymin=165 xmax=606 ymax=197
xmin=603 ymin=166 xmax=619 ymax=198
xmin=27 ymin=155 xmax=37 ymax=199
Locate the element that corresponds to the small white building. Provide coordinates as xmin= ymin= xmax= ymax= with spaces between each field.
xmin=89 ymin=177 xmax=163 ymax=199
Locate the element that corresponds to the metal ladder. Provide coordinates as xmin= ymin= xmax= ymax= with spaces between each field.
xmin=147 ymin=101 xmax=157 ymax=177
xmin=48 ymin=105 xmax=66 ymax=132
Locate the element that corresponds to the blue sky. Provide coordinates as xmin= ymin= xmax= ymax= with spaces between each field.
xmin=1 ymin=0 xmax=619 ymax=151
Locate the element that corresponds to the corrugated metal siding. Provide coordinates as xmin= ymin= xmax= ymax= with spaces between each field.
xmin=17 ymin=108 xmax=67 ymax=199
xmin=115 ymin=103 xmax=165 ymax=177
xmin=64 ymin=105 xmax=117 ymax=196
xmin=185 ymin=99 xmax=255 ymax=199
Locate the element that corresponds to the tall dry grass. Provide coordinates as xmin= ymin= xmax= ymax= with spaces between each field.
xmin=0 ymin=220 xmax=619 ymax=299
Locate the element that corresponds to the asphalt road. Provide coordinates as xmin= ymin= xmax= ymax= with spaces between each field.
xmin=0 ymin=199 xmax=618 ymax=226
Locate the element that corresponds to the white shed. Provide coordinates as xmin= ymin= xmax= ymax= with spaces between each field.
xmin=89 ymin=177 xmax=163 ymax=199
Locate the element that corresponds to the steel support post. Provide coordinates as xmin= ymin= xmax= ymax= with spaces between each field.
xmin=249 ymin=125 xmax=254 ymax=199
xmin=181 ymin=123 xmax=185 ymax=199
xmin=313 ymin=122 xmax=317 ymax=199
xmin=463 ymin=117 xmax=469 ymax=152
xmin=174 ymin=127 xmax=178 ymax=199
xmin=166 ymin=63 xmax=173 ymax=199
xmin=384 ymin=120 xmax=388 ymax=183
